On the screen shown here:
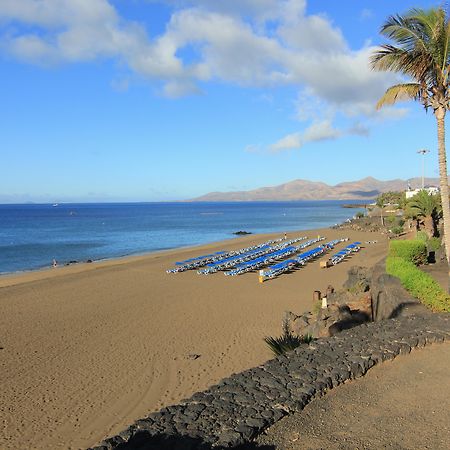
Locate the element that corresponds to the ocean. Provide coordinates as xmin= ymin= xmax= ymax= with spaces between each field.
xmin=0 ymin=201 xmax=364 ymax=274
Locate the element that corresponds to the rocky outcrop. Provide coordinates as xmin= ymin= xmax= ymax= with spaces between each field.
xmin=370 ymin=261 xmax=424 ymax=321
xmin=286 ymin=266 xmax=373 ymax=339
xmin=285 ymin=262 xmax=424 ymax=339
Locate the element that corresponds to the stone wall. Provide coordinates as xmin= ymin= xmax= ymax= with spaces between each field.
xmin=91 ymin=313 xmax=450 ymax=450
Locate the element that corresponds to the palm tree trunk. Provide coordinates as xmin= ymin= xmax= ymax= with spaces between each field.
xmin=423 ymin=215 xmax=435 ymax=239
xmin=435 ymin=107 xmax=450 ymax=292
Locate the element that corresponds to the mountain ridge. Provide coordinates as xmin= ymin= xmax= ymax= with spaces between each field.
xmin=190 ymin=177 xmax=440 ymax=202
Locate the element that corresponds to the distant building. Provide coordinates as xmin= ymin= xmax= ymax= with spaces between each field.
xmin=405 ymin=186 xmax=440 ymax=199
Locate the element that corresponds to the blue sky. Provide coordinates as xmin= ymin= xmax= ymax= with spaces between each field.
xmin=0 ymin=0 xmax=443 ymax=202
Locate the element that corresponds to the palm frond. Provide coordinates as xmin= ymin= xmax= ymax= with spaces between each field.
xmin=372 ymin=7 xmax=450 ymax=99
xmin=376 ymin=83 xmax=421 ymax=109
xmin=380 ymin=11 xmax=430 ymax=54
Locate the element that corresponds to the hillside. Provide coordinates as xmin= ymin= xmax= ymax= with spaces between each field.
xmin=190 ymin=177 xmax=440 ymax=201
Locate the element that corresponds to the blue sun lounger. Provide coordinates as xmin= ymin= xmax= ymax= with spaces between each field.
xmin=261 ymin=238 xmax=348 ymax=279
xmin=175 ymin=251 xmax=226 ymax=265
xmin=330 ymin=241 xmax=361 ymax=265
xmin=223 ymin=237 xmax=324 ymax=276
xmin=197 ymin=237 xmax=308 ymax=275
xmin=224 ymin=246 xmax=297 ymax=276
xmin=167 ymin=237 xmax=291 ymax=273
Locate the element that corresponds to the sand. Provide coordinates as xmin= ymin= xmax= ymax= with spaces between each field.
xmin=0 ymin=227 xmax=387 ymax=450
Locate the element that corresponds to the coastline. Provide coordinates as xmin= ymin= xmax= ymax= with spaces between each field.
xmin=0 ymin=231 xmax=280 ymax=288
xmin=0 ymin=226 xmax=387 ymax=449
xmin=0 ymin=200 xmax=365 ymax=277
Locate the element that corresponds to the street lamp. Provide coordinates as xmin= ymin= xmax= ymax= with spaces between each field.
xmin=417 ymin=149 xmax=430 ymax=189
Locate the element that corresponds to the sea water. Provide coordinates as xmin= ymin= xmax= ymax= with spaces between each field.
xmin=0 ymin=201 xmax=364 ymax=274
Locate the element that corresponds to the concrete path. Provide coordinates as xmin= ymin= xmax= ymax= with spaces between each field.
xmin=256 ymin=342 xmax=450 ymax=450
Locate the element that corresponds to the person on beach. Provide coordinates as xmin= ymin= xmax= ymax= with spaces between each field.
xmin=52 ymin=259 xmax=58 ymax=268
xmin=284 ymin=232 xmax=287 ymax=240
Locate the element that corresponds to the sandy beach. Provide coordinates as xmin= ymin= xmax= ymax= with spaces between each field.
xmin=0 ymin=227 xmax=387 ymax=450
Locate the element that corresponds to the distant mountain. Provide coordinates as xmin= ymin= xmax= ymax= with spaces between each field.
xmin=190 ymin=177 xmax=441 ymax=202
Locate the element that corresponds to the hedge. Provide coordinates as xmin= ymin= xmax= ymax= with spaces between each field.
xmin=388 ymin=239 xmax=427 ymax=265
xmin=386 ymin=256 xmax=450 ymax=312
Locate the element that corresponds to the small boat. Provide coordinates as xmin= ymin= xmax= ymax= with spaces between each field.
xmin=52 ymin=203 xmax=59 ymax=207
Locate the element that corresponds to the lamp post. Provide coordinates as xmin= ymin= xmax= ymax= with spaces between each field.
xmin=417 ymin=149 xmax=430 ymax=189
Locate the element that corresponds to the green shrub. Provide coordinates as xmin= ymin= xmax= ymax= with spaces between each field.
xmin=355 ymin=211 xmax=365 ymax=219
xmin=391 ymin=225 xmax=404 ymax=235
xmin=388 ymin=239 xmax=427 ymax=265
xmin=428 ymin=236 xmax=441 ymax=252
xmin=386 ymin=257 xmax=450 ymax=312
xmin=398 ymin=219 xmax=405 ymax=227
xmin=264 ymin=318 xmax=314 ymax=356
xmin=416 ymin=230 xmax=428 ymax=243
xmin=386 ymin=215 xmax=396 ymax=225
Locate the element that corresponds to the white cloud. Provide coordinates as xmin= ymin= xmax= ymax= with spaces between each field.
xmin=0 ymin=0 xmax=405 ymax=130
xmin=270 ymin=132 xmax=302 ymax=152
xmin=269 ymin=119 xmax=373 ymax=153
xmin=270 ymin=120 xmax=341 ymax=152
xmin=348 ymin=122 xmax=370 ymax=137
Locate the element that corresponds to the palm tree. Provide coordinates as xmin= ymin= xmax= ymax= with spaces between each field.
xmin=370 ymin=8 xmax=450 ymax=276
xmin=405 ymin=190 xmax=441 ymax=238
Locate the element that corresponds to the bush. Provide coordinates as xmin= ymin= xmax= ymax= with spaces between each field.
xmin=264 ymin=318 xmax=314 ymax=356
xmin=416 ymin=230 xmax=428 ymax=243
xmin=355 ymin=211 xmax=365 ymax=219
xmin=428 ymin=236 xmax=441 ymax=252
xmin=388 ymin=239 xmax=427 ymax=265
xmin=391 ymin=225 xmax=404 ymax=235
xmin=386 ymin=215 xmax=396 ymax=225
xmin=386 ymin=257 xmax=450 ymax=312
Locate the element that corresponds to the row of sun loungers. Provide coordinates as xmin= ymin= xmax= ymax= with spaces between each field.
xmin=260 ymin=238 xmax=348 ymax=279
xmin=224 ymin=237 xmax=325 ymax=276
xmin=329 ymin=242 xmax=361 ymax=265
xmin=175 ymin=251 xmax=226 ymax=266
xmin=167 ymin=239 xmax=287 ymax=273
xmin=167 ymin=236 xmax=307 ymax=273
xmin=197 ymin=237 xmax=308 ymax=275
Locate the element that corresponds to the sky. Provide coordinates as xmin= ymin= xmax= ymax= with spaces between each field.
xmin=0 ymin=0 xmax=445 ymax=203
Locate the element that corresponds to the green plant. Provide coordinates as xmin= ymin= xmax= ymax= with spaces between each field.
xmin=386 ymin=215 xmax=396 ymax=225
xmin=386 ymin=256 xmax=450 ymax=312
xmin=264 ymin=318 xmax=314 ymax=356
xmin=416 ymin=230 xmax=428 ymax=243
xmin=388 ymin=239 xmax=427 ymax=265
xmin=355 ymin=212 xmax=365 ymax=219
xmin=391 ymin=225 xmax=404 ymax=235
xmin=428 ymin=237 xmax=441 ymax=252
xmin=403 ymin=191 xmax=442 ymax=238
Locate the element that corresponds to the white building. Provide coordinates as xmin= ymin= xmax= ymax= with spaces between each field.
xmin=405 ymin=186 xmax=440 ymax=199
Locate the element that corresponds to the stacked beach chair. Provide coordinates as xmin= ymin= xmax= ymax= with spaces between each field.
xmin=224 ymin=237 xmax=324 ymax=276
xmin=197 ymin=237 xmax=307 ymax=275
xmin=260 ymin=238 xmax=347 ymax=280
xmin=329 ymin=241 xmax=361 ymax=265
xmin=167 ymin=237 xmax=361 ymax=280
xmin=167 ymin=237 xmax=307 ymax=274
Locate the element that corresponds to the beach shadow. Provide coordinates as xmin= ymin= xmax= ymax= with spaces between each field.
xmin=112 ymin=431 xmax=276 ymax=450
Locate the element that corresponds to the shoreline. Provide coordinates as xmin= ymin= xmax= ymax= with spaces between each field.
xmin=0 ymin=226 xmax=387 ymax=449
xmin=0 ymin=201 xmax=365 ymax=278
xmin=0 ymin=231 xmax=281 ymax=288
